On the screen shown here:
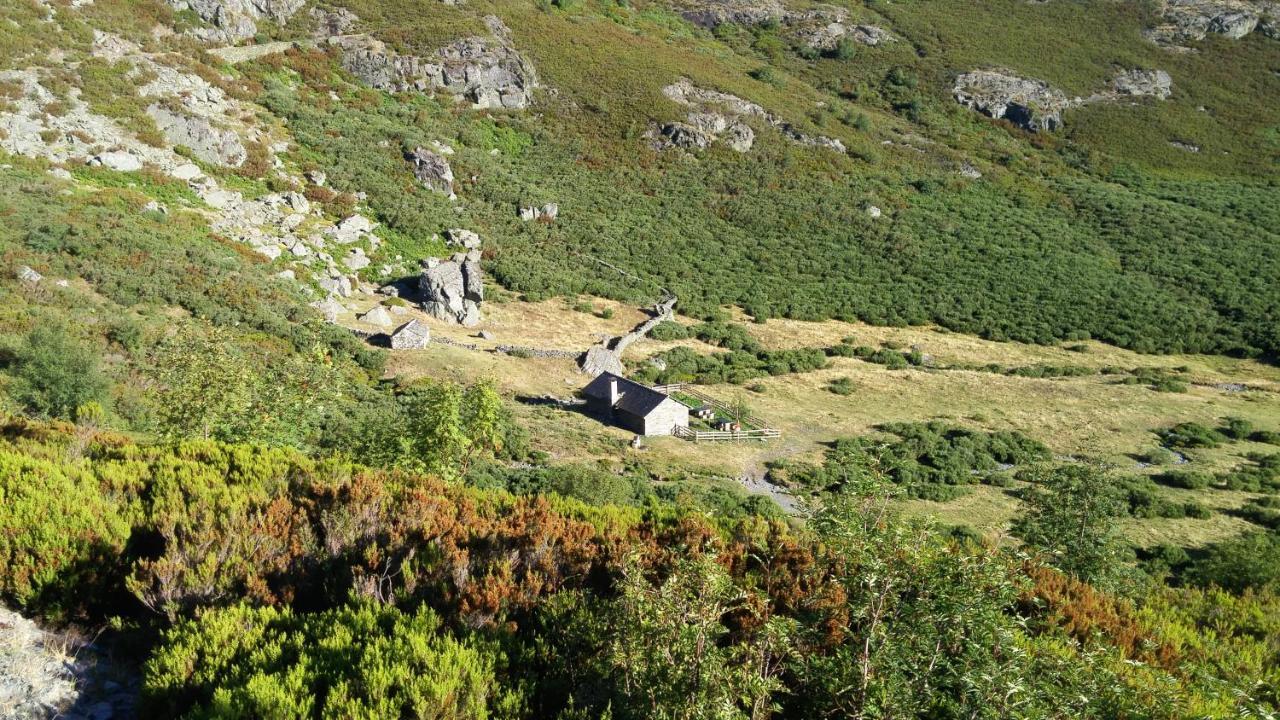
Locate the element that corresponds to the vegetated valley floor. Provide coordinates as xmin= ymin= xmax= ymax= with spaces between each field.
xmin=342 ymin=293 xmax=1280 ymax=550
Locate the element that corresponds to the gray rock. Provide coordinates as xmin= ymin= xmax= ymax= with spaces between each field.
xmin=336 ymin=16 xmax=537 ymax=110
xmin=407 ymin=147 xmax=455 ymax=198
xmin=478 ymin=330 xmax=495 ymax=340
xmin=147 ymin=105 xmax=246 ymax=167
xmin=389 ymin=319 xmax=431 ymax=349
xmin=344 ymin=247 xmax=370 ymax=271
xmin=305 ymin=169 xmax=327 ymax=186
xmin=953 ymin=69 xmax=1073 ymax=132
xmin=866 ymin=205 xmax=882 ymax=219
xmin=88 ymin=151 xmax=142 ymax=172
xmin=174 ymin=0 xmax=306 ymax=43
xmin=17 ymin=265 xmax=43 ymax=285
xmin=318 ymin=275 xmax=353 ymax=298
xmin=1144 ymin=0 xmax=1280 ymax=46
xmin=309 ymin=6 xmax=358 ymax=38
xmin=1110 ymin=69 xmax=1173 ymax=100
xmin=419 ymin=253 xmax=483 ymax=326
xmin=358 ymin=305 xmax=393 ymax=326
xmin=657 ymin=78 xmax=842 ymax=152
xmin=171 ymin=163 xmax=203 ymax=181
xmin=445 ymin=228 xmax=481 ymax=249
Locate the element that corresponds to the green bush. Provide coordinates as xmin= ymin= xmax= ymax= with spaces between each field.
xmin=827 ymin=377 xmax=854 ymax=395
xmin=144 ymin=602 xmax=511 ymax=719
xmin=1158 ymin=422 xmax=1226 ymax=450
xmin=1156 ymin=470 xmax=1214 ymax=490
xmin=0 ymin=446 xmax=129 ymax=614
xmin=7 ymin=325 xmax=108 ymax=420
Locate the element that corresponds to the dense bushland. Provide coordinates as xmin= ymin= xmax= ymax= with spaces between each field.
xmin=2 ymin=418 xmax=1278 ymax=718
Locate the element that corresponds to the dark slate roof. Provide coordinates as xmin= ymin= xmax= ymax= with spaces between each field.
xmin=582 ymin=372 xmax=675 ymax=417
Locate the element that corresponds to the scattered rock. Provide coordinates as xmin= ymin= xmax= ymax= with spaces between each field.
xmin=866 ymin=205 xmax=882 ymax=219
xmin=318 ymin=274 xmax=353 ymax=298
xmin=654 ymin=78 xmax=843 ymax=152
xmin=309 ymin=6 xmax=359 ymax=38
xmin=957 ymin=162 xmax=982 ymax=179
xmin=305 ymin=169 xmax=327 ymax=186
xmin=407 ymin=146 xmax=455 ymax=198
xmin=311 ymin=298 xmax=344 ymax=322
xmin=1170 ymin=140 xmax=1201 ymax=152
xmin=518 ymin=203 xmax=559 ymax=221
xmin=419 ymin=251 xmax=483 ymax=326
xmin=478 ymin=330 xmax=495 ymax=340
xmin=389 ymin=319 xmax=431 ymax=349
xmin=143 ymin=200 xmax=167 ymax=214
xmin=48 ymin=167 xmax=73 ymax=180
xmin=344 ymin=247 xmax=370 ymax=271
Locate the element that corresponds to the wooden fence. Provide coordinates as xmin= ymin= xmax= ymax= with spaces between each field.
xmin=653 ymin=383 xmax=781 ymax=442
xmin=673 ymin=425 xmax=781 ymax=442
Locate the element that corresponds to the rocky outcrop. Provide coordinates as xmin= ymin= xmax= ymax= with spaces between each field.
xmin=953 ymin=69 xmax=1075 ymax=132
xmin=673 ymin=0 xmax=893 ymax=52
xmin=420 ymin=252 xmax=484 ymax=326
xmin=652 ymin=78 xmax=844 ymax=153
xmin=518 ymin=203 xmax=559 ymax=221
xmin=147 ymin=104 xmax=247 ymax=167
xmin=309 ymin=6 xmax=358 ymax=38
xmin=1144 ymin=0 xmax=1280 ymax=47
xmin=333 ymin=16 xmax=538 ymax=110
xmin=407 ymin=146 xmax=455 ymax=198
xmin=954 ymin=68 xmax=1173 ymax=132
xmin=169 ymin=0 xmax=307 ymax=43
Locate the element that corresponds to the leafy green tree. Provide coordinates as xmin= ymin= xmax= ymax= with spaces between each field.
xmin=794 ymin=472 xmax=1027 ymax=718
xmin=1014 ymin=464 xmax=1127 ymax=585
xmin=9 ymin=324 xmax=108 ymax=420
xmin=604 ymin=554 xmax=791 ymax=720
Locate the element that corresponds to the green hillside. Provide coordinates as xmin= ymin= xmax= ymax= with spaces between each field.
xmin=2 ymin=0 xmax=1280 ymax=716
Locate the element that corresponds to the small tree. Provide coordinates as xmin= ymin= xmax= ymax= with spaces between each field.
xmin=1014 ymin=464 xmax=1126 ymax=585
xmin=10 ymin=324 xmax=108 ymax=420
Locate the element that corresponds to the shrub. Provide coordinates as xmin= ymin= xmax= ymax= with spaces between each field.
xmin=0 ymin=447 xmax=129 ymax=615
xmin=648 ymin=321 xmax=690 ymax=341
xmin=827 ymin=377 xmax=854 ymax=395
xmin=1183 ymin=532 xmax=1280 ymax=592
xmin=1221 ymin=417 xmax=1255 ymax=440
xmin=8 ymin=325 xmax=108 ymax=420
xmin=1156 ymin=470 xmax=1213 ymax=490
xmin=1158 ymin=422 xmax=1226 ymax=449
xmin=1139 ymin=447 xmax=1179 ymax=466
xmin=144 ymin=602 xmax=510 ymax=719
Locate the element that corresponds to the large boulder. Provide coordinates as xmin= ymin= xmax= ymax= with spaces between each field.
xmin=389 ymin=319 xmax=431 ymax=349
xmin=147 ymin=104 xmax=247 ymax=167
xmin=419 ymin=252 xmax=483 ymax=326
xmin=953 ymin=70 xmax=1074 ymax=132
xmin=407 ymin=147 xmax=455 ymax=198
xmin=654 ymin=78 xmax=841 ymax=152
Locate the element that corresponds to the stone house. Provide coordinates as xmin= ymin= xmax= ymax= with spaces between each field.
xmin=582 ymin=372 xmax=690 ymax=436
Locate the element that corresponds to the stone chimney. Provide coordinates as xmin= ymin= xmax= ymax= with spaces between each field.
xmin=609 ymin=376 xmax=621 ymax=406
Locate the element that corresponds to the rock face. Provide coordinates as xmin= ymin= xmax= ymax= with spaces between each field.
xmin=420 ymin=251 xmax=484 ymax=326
xmin=1144 ymin=0 xmax=1280 ymax=47
xmin=148 ymin=104 xmax=247 ymax=167
xmin=309 ymin=6 xmax=358 ymax=38
xmin=652 ymin=78 xmax=843 ymax=153
xmin=334 ymin=16 xmax=538 ymax=110
xmin=954 ymin=68 xmax=1174 ymax=131
xmin=953 ymin=70 xmax=1074 ymax=132
xmin=171 ymin=0 xmax=307 ymax=43
xmin=389 ymin=319 xmax=431 ymax=349
xmin=407 ymin=147 xmax=455 ymax=198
